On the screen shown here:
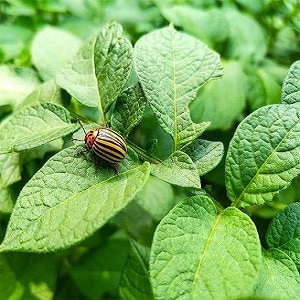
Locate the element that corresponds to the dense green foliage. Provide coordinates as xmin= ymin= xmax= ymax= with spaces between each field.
xmin=0 ymin=1 xmax=299 ymax=299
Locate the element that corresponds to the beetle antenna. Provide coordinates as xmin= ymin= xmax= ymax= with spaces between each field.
xmin=77 ymin=118 xmax=87 ymax=135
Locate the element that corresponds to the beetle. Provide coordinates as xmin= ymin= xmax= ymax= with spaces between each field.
xmin=75 ymin=120 xmax=127 ymax=167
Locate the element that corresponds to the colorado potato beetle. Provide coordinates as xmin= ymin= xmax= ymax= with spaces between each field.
xmin=76 ymin=120 xmax=127 ymax=165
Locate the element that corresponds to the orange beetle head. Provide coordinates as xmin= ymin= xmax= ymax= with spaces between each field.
xmin=84 ymin=129 xmax=98 ymax=149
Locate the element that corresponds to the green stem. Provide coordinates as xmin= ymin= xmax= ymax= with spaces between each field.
xmin=127 ymin=141 xmax=161 ymax=164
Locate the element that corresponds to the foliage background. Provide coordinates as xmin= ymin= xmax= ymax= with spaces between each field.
xmin=0 ymin=0 xmax=299 ymax=299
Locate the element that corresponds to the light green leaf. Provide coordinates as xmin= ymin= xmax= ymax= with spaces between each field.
xmin=254 ymin=249 xmax=300 ymax=299
xmin=182 ymin=139 xmax=224 ymax=176
xmin=111 ymin=83 xmax=146 ymax=137
xmin=31 ymin=26 xmax=82 ymax=81
xmin=191 ymin=60 xmax=247 ymax=130
xmin=135 ymin=176 xmax=175 ymax=221
xmin=134 ymin=25 xmax=222 ymax=149
xmin=56 ymin=22 xmax=133 ymax=118
xmin=161 ymin=6 xmax=228 ymax=45
xmin=119 ymin=240 xmax=153 ymax=300
xmin=226 ymin=103 xmax=300 ymax=207
xmin=71 ymin=238 xmax=129 ymax=299
xmin=0 ymin=24 xmax=32 ymax=61
xmin=0 ymin=149 xmax=150 ymax=252
xmin=223 ymin=9 xmax=267 ymax=61
xmin=0 ymin=66 xmax=40 ymax=108
xmin=150 ymin=196 xmax=261 ymax=299
xmin=151 ymin=151 xmax=200 ymax=188
xmin=0 ymin=103 xmax=78 ymax=154
xmin=0 ymin=153 xmax=21 ymax=186
xmin=17 ymin=79 xmax=64 ymax=109
xmin=281 ymin=60 xmax=300 ymax=105
xmin=266 ymin=202 xmax=300 ymax=267
xmin=247 ymin=65 xmax=282 ymax=111
xmin=0 ymin=179 xmax=14 ymax=214
xmin=0 ymin=253 xmax=57 ymax=300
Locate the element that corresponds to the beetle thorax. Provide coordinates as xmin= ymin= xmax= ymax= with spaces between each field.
xmin=84 ymin=129 xmax=98 ymax=149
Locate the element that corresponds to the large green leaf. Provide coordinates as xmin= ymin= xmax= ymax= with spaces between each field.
xmin=0 ymin=103 xmax=78 ymax=154
xmin=266 ymin=202 xmax=300 ymax=267
xmin=254 ymin=249 xmax=300 ymax=299
xmin=0 ymin=148 xmax=150 ymax=252
xmin=56 ymin=22 xmax=132 ymax=122
xmin=149 ymin=196 xmax=261 ymax=299
xmin=226 ymin=103 xmax=300 ymax=207
xmin=281 ymin=60 xmax=300 ymax=105
xmin=134 ymin=25 xmax=223 ymax=149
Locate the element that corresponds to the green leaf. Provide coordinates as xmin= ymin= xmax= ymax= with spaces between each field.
xmin=254 ymin=249 xmax=300 ymax=299
xmin=31 ymin=26 xmax=82 ymax=81
xmin=281 ymin=60 xmax=300 ymax=105
xmin=70 ymin=238 xmax=129 ymax=299
xmin=17 ymin=79 xmax=64 ymax=109
xmin=247 ymin=65 xmax=282 ymax=111
xmin=190 ymin=60 xmax=247 ymax=130
xmin=0 ymin=24 xmax=32 ymax=61
xmin=226 ymin=103 xmax=300 ymax=207
xmin=161 ymin=6 xmax=229 ymax=45
xmin=119 ymin=240 xmax=153 ymax=300
xmin=223 ymin=9 xmax=267 ymax=61
xmin=0 ymin=103 xmax=78 ymax=154
xmin=134 ymin=25 xmax=222 ymax=149
xmin=0 ymin=66 xmax=40 ymax=108
xmin=149 ymin=196 xmax=261 ymax=299
xmin=266 ymin=202 xmax=300 ymax=267
xmin=135 ymin=176 xmax=175 ymax=221
xmin=0 ymin=153 xmax=21 ymax=186
xmin=56 ymin=22 xmax=133 ymax=119
xmin=0 ymin=149 xmax=150 ymax=252
xmin=151 ymin=151 xmax=200 ymax=188
xmin=182 ymin=139 xmax=224 ymax=176
xmin=111 ymin=83 xmax=146 ymax=137
xmin=0 ymin=179 xmax=14 ymax=214
xmin=0 ymin=253 xmax=57 ymax=300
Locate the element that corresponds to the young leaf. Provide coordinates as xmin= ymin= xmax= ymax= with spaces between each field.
xmin=119 ymin=240 xmax=153 ymax=300
xmin=266 ymin=202 xmax=300 ymax=267
xmin=226 ymin=103 xmax=300 ymax=207
xmin=254 ymin=249 xmax=300 ymax=299
xmin=0 ymin=103 xmax=78 ymax=154
xmin=182 ymin=139 xmax=224 ymax=176
xmin=151 ymin=151 xmax=200 ymax=188
xmin=0 ymin=148 xmax=150 ymax=252
xmin=281 ymin=60 xmax=300 ymax=105
xmin=134 ymin=25 xmax=222 ymax=149
xmin=149 ymin=196 xmax=261 ymax=299
xmin=56 ymin=22 xmax=133 ymax=121
xmin=31 ymin=26 xmax=82 ymax=81
xmin=111 ymin=83 xmax=146 ymax=137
